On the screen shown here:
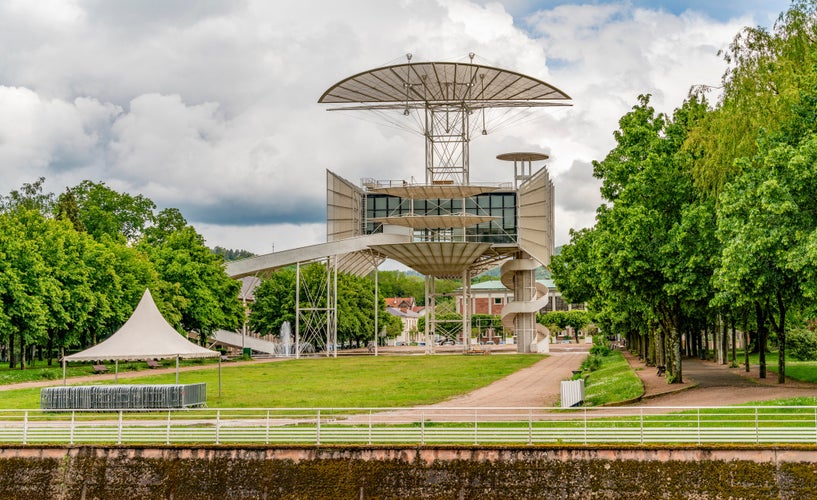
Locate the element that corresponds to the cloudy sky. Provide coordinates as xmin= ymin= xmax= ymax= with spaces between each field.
xmin=0 ymin=0 xmax=791 ymax=259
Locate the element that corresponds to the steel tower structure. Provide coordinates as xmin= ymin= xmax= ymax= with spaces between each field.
xmin=318 ymin=55 xmax=570 ymax=353
xmin=228 ymin=56 xmax=569 ymax=355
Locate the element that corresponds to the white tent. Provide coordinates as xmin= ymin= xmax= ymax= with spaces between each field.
xmin=62 ymin=289 xmax=221 ymax=391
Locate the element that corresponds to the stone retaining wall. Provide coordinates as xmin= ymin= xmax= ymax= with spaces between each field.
xmin=2 ymin=445 xmax=817 ymax=499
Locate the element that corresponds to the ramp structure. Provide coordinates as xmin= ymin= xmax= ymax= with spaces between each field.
xmin=227 ymin=55 xmax=569 ymax=353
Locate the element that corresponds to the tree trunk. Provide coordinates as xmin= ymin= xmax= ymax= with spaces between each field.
xmin=721 ymin=317 xmax=728 ymax=365
xmin=756 ymin=302 xmax=767 ymax=379
xmin=742 ymin=312 xmax=750 ymax=372
xmin=702 ymin=325 xmax=709 ymax=361
xmin=46 ymin=334 xmax=53 ymax=367
xmin=669 ymin=325 xmax=682 ymax=384
xmin=772 ymin=292 xmax=786 ymax=384
xmin=9 ymin=334 xmax=15 ymax=369
xmin=730 ymin=316 xmax=737 ymax=367
xmin=20 ymin=335 xmax=26 ymax=370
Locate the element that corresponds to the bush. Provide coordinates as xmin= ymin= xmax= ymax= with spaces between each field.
xmin=788 ymin=328 xmax=817 ymax=361
xmin=581 ymin=354 xmax=601 ymax=372
xmin=589 ymin=335 xmax=611 ymax=357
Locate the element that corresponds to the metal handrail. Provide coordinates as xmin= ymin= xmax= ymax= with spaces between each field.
xmin=1 ymin=406 xmax=815 ymax=446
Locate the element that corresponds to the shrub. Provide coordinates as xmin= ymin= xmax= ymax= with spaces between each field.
xmin=788 ymin=328 xmax=817 ymax=361
xmin=589 ymin=335 xmax=611 ymax=357
xmin=581 ymin=354 xmax=601 ymax=372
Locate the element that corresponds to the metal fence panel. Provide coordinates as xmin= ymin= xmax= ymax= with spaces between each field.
xmin=5 ymin=406 xmax=817 ymax=445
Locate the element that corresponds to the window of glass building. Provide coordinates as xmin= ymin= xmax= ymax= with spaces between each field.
xmin=365 ymin=192 xmax=517 ymax=243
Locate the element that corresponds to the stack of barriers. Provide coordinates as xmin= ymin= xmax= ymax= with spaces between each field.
xmin=40 ymin=383 xmax=206 ymax=410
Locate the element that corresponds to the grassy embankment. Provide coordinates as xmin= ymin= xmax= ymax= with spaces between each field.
xmin=0 ymin=354 xmax=543 ymax=409
xmin=575 ymin=349 xmax=643 ymax=406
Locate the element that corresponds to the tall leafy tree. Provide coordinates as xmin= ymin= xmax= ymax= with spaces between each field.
xmin=0 ymin=177 xmax=54 ymax=214
xmin=70 ymin=180 xmax=156 ymax=242
xmin=140 ymin=225 xmax=243 ymax=344
xmin=0 ymin=210 xmax=51 ymax=368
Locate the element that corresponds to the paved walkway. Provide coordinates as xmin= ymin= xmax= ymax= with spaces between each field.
xmin=425 ymin=345 xmax=590 ymax=408
xmin=622 ymin=350 xmax=817 ymax=406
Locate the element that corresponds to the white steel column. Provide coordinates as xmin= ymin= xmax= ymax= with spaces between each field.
xmin=425 ymin=275 xmax=435 ymax=354
xmin=295 ymin=261 xmax=301 ymax=359
xmin=462 ymin=269 xmax=471 ymax=351
xmin=374 ymin=260 xmax=379 ymax=356
xmin=424 ymin=275 xmax=430 ymax=354
xmin=333 ymin=256 xmax=338 ymax=358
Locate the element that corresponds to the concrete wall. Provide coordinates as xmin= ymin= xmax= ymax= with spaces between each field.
xmin=2 ymin=445 xmax=817 ymax=499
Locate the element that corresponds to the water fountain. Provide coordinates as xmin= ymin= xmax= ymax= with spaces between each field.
xmin=279 ymin=321 xmax=292 ymax=357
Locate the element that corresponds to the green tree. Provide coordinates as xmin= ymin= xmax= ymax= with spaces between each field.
xmin=552 ymin=95 xmax=708 ymax=383
xmin=70 ymin=180 xmax=156 ymax=242
xmin=249 ymin=267 xmax=297 ymax=336
xmin=55 ymin=188 xmax=86 ymax=233
xmin=0 ymin=177 xmax=54 ymax=214
xmin=0 ymin=210 xmax=51 ymax=369
xmin=140 ymin=226 xmax=243 ymax=344
xmin=39 ymin=217 xmax=97 ymax=365
xmin=211 ymin=246 xmax=256 ymax=261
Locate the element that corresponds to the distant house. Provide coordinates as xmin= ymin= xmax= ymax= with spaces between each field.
xmin=385 ymin=297 xmax=425 ymax=344
xmin=456 ymin=279 xmax=585 ymax=315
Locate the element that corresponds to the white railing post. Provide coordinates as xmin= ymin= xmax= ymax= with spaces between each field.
xmin=265 ymin=410 xmax=270 ymax=445
xmin=69 ymin=411 xmax=74 ymax=445
xmin=166 ymin=411 xmax=171 ymax=445
xmin=814 ymin=407 xmax=817 ymax=445
xmin=640 ymin=408 xmax=644 ymax=444
xmin=215 ymin=410 xmax=221 ymax=445
xmin=368 ymin=410 xmax=372 ymax=445
xmin=474 ymin=409 xmax=478 ymax=445
xmin=528 ymin=409 xmax=532 ymax=445
xmin=118 ymin=411 xmax=123 ymax=444
xmin=697 ymin=408 xmax=701 ymax=445
xmin=755 ymin=407 xmax=759 ymax=444
xmin=583 ymin=408 xmax=588 ymax=445
xmin=23 ymin=411 xmax=28 ymax=445
xmin=316 ymin=410 xmax=321 ymax=445
xmin=421 ymin=411 xmax=425 ymax=445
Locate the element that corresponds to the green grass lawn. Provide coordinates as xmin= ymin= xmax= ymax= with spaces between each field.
xmin=0 ymin=354 xmax=543 ymax=410
xmin=745 ymin=352 xmax=817 ymax=383
xmin=698 ymin=350 xmax=817 ymax=384
xmin=0 ymin=357 xmax=221 ymax=385
xmin=581 ymin=350 xmax=643 ymax=406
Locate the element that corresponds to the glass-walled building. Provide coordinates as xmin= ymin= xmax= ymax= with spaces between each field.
xmin=364 ymin=192 xmax=517 ymax=244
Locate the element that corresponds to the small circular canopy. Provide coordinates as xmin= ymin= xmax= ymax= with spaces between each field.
xmin=496 ymin=152 xmax=549 ymax=162
xmin=319 ymin=61 xmax=570 ymax=108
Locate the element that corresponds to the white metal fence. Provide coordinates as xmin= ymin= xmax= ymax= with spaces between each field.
xmin=1 ymin=406 xmax=816 ymax=446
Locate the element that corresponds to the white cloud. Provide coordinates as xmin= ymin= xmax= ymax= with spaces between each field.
xmin=0 ymin=0 xmax=786 ymax=254
xmin=0 ymin=87 xmax=119 ymax=189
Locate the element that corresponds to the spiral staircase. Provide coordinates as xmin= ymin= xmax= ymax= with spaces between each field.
xmin=500 ymin=256 xmax=550 ymax=353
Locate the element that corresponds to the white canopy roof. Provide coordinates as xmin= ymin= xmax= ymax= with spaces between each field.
xmin=64 ymin=289 xmax=219 ymax=361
